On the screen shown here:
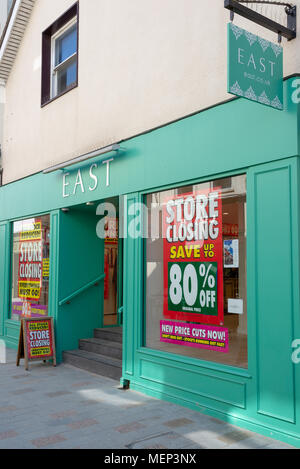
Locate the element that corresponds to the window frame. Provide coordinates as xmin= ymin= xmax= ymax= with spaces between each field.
xmin=9 ymin=214 xmax=51 ymax=323
xmin=142 ymin=172 xmax=248 ymax=370
xmin=41 ymin=2 xmax=79 ymax=107
xmin=50 ymin=17 xmax=78 ymax=100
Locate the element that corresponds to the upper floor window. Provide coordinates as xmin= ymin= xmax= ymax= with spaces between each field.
xmin=51 ymin=19 xmax=77 ymax=98
xmin=41 ymin=2 xmax=78 ymax=106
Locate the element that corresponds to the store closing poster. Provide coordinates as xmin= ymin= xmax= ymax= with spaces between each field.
xmin=161 ymin=189 xmax=228 ymax=352
xmin=25 ymin=318 xmax=54 ymax=360
xmin=18 ymin=220 xmax=43 ymax=309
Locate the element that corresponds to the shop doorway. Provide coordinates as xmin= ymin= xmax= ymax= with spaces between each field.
xmin=62 ymin=196 xmax=123 ymax=379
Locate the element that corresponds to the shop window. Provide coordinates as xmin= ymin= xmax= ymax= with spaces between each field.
xmin=10 ymin=215 xmax=50 ymax=321
xmin=145 ymin=175 xmax=247 ymax=369
xmin=41 ymin=2 xmax=78 ymax=106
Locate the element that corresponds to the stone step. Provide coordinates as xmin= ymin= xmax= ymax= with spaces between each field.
xmin=79 ymin=337 xmax=122 ymax=360
xmin=63 ymin=349 xmax=122 ymax=380
xmin=94 ymin=327 xmax=122 ymax=343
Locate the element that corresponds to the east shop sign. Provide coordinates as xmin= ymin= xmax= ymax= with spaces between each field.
xmin=228 ymin=23 xmax=283 ymax=110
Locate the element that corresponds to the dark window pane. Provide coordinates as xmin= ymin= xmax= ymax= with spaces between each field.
xmin=55 ymin=23 xmax=77 ymax=66
xmin=56 ymin=57 xmax=77 ymax=95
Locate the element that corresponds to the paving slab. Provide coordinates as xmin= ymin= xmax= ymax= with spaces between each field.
xmin=0 ymin=348 xmax=296 ymax=450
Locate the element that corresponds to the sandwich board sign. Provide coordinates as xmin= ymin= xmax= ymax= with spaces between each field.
xmin=228 ymin=22 xmax=283 ymax=110
xmin=16 ymin=317 xmax=56 ymax=370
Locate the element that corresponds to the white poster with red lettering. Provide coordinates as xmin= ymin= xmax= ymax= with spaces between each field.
xmin=18 ymin=220 xmax=43 ymax=302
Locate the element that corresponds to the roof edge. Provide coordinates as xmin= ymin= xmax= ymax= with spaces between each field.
xmin=0 ymin=0 xmax=17 ymax=50
xmin=0 ymin=0 xmax=35 ymax=83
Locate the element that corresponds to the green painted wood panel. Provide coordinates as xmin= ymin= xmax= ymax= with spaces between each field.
xmin=0 ymin=223 xmax=9 ymax=336
xmin=252 ymin=162 xmax=296 ymax=423
xmin=122 ymin=194 xmax=141 ymax=380
xmin=139 ymin=357 xmax=247 ymax=409
xmin=0 ymin=223 xmax=11 ymax=340
xmin=49 ymin=211 xmax=60 ymax=322
xmin=0 ymin=224 xmax=7 ymax=337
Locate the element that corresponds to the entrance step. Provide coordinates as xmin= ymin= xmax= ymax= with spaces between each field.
xmin=79 ymin=337 xmax=122 ymax=360
xmin=63 ymin=349 xmax=122 ymax=380
xmin=94 ymin=327 xmax=122 ymax=343
xmin=63 ymin=327 xmax=123 ymax=380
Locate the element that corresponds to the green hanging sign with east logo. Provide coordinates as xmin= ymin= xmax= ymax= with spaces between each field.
xmin=227 ymin=23 xmax=283 ymax=110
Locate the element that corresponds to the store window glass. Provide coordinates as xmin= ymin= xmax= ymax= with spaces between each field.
xmin=52 ymin=20 xmax=78 ymax=98
xmin=10 ymin=216 xmax=50 ymax=321
xmin=145 ymin=175 xmax=247 ymax=368
xmin=104 ymin=217 xmax=119 ymax=326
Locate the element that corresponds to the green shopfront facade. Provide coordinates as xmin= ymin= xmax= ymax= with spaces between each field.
xmin=0 ymin=77 xmax=300 ymax=446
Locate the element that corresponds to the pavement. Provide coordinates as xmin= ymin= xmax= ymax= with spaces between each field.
xmin=0 ymin=348 xmax=296 ymax=450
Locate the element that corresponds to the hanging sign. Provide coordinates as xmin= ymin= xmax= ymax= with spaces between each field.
xmin=16 ymin=317 xmax=56 ymax=371
xmin=228 ymin=23 xmax=283 ymax=110
xmin=18 ymin=220 xmax=43 ymax=301
xmin=163 ymin=189 xmax=224 ymax=325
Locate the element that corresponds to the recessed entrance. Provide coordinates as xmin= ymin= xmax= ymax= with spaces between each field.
xmin=62 ymin=196 xmax=123 ymax=380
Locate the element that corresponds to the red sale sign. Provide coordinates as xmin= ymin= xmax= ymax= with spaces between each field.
xmin=18 ymin=220 xmax=43 ymax=301
xmin=163 ymin=189 xmax=224 ymax=325
xmin=25 ymin=318 xmax=54 ymax=360
xmin=17 ymin=316 xmax=57 ymax=370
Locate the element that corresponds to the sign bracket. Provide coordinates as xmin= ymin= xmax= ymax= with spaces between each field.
xmin=224 ymin=0 xmax=297 ymax=41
